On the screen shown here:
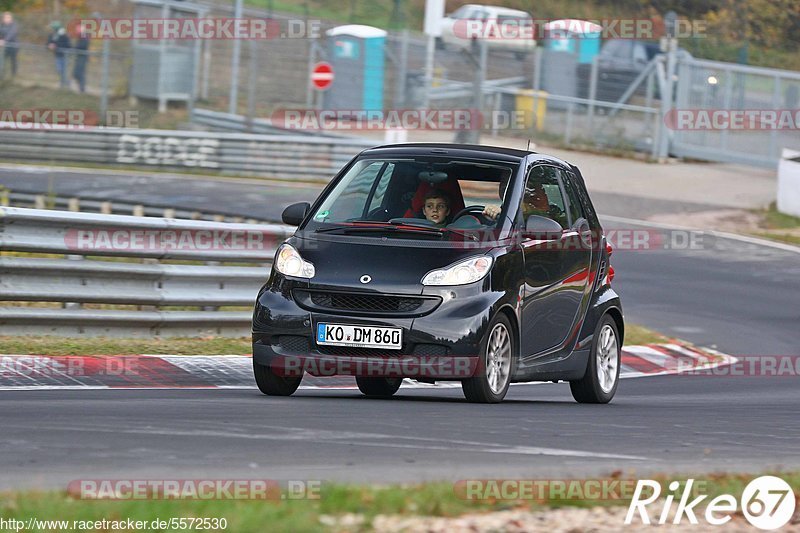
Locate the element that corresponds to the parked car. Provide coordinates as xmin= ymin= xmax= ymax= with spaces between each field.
xmin=436 ymin=4 xmax=536 ymax=58
xmin=589 ymin=39 xmax=693 ymax=102
xmin=252 ymin=144 xmax=623 ymax=404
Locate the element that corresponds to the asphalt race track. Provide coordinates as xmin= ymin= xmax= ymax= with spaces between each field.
xmin=1 ymin=165 xmax=799 ymax=489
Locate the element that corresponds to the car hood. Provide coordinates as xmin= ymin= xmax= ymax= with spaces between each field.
xmin=293 ymin=234 xmax=491 ymax=294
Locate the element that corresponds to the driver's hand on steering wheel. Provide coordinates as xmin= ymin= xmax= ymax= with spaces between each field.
xmin=482 ymin=204 xmax=501 ymax=220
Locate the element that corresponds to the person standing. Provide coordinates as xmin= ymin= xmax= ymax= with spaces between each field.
xmin=72 ymin=22 xmax=89 ymax=93
xmin=0 ymin=11 xmax=19 ymax=78
xmin=47 ymin=21 xmax=70 ymax=88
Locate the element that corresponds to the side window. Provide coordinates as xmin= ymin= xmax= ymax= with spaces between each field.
xmin=522 ymin=166 xmax=569 ymax=229
xmin=560 ymin=170 xmax=585 ymax=226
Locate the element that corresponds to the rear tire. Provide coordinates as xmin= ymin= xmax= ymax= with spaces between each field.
xmin=570 ymin=315 xmax=620 ymax=404
xmin=462 ymin=314 xmax=515 ymax=403
xmin=253 ymin=359 xmax=302 ymax=396
xmin=356 ymin=377 xmax=403 ymax=397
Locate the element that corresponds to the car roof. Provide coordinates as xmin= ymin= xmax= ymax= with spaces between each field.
xmin=360 ymin=143 xmax=572 ymax=168
xmin=459 ymin=4 xmax=530 ymax=17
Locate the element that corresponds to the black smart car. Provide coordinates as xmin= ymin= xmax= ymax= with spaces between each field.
xmin=252 ymin=143 xmax=623 ymax=403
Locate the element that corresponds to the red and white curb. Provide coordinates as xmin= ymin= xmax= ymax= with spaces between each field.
xmin=0 ymin=344 xmax=736 ymax=391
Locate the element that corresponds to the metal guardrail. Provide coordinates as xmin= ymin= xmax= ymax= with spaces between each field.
xmin=0 ymin=207 xmax=293 ymax=336
xmin=0 ymin=126 xmax=375 ymax=181
xmin=191 ymin=108 xmax=360 ymax=140
xmin=3 ymin=191 xmax=263 ymax=223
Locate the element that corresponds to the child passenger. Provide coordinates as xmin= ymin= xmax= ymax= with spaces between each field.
xmin=422 ymin=189 xmax=451 ymax=226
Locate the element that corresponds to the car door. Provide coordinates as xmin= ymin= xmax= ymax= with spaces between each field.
xmin=519 ymin=165 xmax=591 ymax=360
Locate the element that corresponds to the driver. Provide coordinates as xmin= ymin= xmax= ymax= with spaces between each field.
xmin=482 ymin=178 xmax=549 ymax=221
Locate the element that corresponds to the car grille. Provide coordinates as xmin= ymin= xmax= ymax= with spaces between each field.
xmin=310 ymin=292 xmax=423 ymax=313
xmin=293 ymin=289 xmax=441 ymax=317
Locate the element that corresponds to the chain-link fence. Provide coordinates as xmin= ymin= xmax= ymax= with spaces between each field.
xmin=671 ymin=58 xmax=800 ymax=167
xmin=1 ymin=0 xmax=799 ymax=167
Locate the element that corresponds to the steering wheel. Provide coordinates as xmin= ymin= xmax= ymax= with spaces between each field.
xmin=451 ymin=205 xmax=493 ymax=225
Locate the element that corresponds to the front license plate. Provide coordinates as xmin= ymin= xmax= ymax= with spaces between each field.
xmin=316 ymin=323 xmax=402 ymax=350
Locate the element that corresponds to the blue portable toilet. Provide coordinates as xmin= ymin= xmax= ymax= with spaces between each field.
xmin=540 ymin=19 xmax=602 ymax=107
xmin=544 ymin=19 xmax=601 ymax=64
xmin=324 ymin=25 xmax=387 ymax=112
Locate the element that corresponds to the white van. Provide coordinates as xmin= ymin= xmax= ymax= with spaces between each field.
xmin=437 ymin=4 xmax=536 ymax=57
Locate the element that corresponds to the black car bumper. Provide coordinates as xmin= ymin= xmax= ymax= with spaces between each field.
xmin=252 ymin=277 xmax=507 ymax=380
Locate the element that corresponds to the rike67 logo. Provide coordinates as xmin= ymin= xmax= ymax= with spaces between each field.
xmin=626 ymin=476 xmax=796 ymax=530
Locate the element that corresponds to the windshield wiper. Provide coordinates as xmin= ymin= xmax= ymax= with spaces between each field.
xmin=315 ymin=222 xmax=444 ymax=237
xmin=389 ymin=219 xmax=478 ymax=241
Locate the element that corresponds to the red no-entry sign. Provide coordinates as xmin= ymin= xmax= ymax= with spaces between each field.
xmin=311 ymin=62 xmax=335 ymax=91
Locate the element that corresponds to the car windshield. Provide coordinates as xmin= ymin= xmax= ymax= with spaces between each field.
xmin=306 ymin=157 xmax=517 ymax=238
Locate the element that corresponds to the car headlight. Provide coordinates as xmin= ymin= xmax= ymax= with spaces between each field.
xmin=275 ymin=243 xmax=315 ymax=279
xmin=421 ymin=256 xmax=493 ymax=286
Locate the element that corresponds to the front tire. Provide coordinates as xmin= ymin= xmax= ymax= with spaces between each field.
xmin=253 ymin=359 xmax=303 ymax=396
xmin=570 ymin=315 xmax=620 ymax=404
xmin=462 ymin=314 xmax=515 ymax=403
xmin=356 ymin=377 xmax=403 ymax=397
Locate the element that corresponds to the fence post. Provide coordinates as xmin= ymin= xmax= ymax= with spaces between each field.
xmin=394 ymin=30 xmax=409 ymax=108
xmin=657 ymin=38 xmax=678 ymax=161
xmin=565 ymin=102 xmax=574 ymax=145
xmin=100 ymin=39 xmax=110 ymax=124
xmin=306 ymin=40 xmax=317 ymax=108
xmin=201 ymin=39 xmax=211 ymax=100
xmin=771 ymin=75 xmax=781 ymax=160
xmin=228 ymin=0 xmax=244 ymax=114
xmin=587 ymin=56 xmax=598 ymax=135
xmin=246 ymin=40 xmax=259 ymax=132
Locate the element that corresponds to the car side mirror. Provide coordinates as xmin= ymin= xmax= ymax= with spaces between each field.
xmin=282 ymin=202 xmax=310 ymax=226
xmin=524 ymin=215 xmax=563 ymax=240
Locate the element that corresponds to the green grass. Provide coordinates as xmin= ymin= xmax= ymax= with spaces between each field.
xmin=0 ymin=336 xmax=252 ymax=356
xmin=749 ymin=202 xmax=800 ymax=246
xmin=0 ymin=83 xmax=188 ymax=130
xmin=2 ymin=473 xmax=798 ymax=532
xmin=623 ymin=324 xmax=671 ymax=346
xmin=0 ymin=324 xmax=670 ymax=356
xmin=762 ymin=202 xmax=800 ymax=230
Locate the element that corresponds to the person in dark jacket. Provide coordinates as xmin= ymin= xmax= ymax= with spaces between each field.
xmin=72 ymin=22 xmax=89 ymax=92
xmin=47 ymin=21 xmax=71 ymax=88
xmin=0 ymin=12 xmax=19 ymax=78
